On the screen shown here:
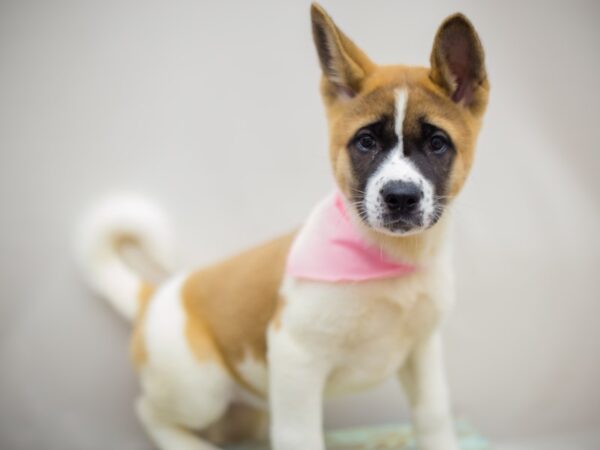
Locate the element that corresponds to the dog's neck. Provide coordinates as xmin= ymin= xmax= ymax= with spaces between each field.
xmin=346 ymin=201 xmax=452 ymax=268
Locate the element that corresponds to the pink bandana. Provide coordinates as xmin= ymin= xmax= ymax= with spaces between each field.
xmin=285 ymin=192 xmax=416 ymax=282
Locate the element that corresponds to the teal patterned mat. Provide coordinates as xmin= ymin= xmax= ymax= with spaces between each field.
xmin=226 ymin=421 xmax=491 ymax=450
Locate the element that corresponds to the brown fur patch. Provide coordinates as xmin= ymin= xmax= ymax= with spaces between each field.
xmin=130 ymin=282 xmax=155 ymax=368
xmin=181 ymin=232 xmax=296 ymax=386
xmin=184 ymin=305 xmax=263 ymax=396
xmin=184 ymin=312 xmax=224 ymax=363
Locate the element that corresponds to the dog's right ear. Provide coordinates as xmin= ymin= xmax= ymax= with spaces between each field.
xmin=311 ymin=3 xmax=375 ymax=100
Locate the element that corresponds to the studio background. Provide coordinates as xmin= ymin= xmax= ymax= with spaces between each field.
xmin=1 ymin=0 xmax=599 ymax=449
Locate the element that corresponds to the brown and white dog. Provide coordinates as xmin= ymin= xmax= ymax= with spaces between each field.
xmin=78 ymin=4 xmax=489 ymax=450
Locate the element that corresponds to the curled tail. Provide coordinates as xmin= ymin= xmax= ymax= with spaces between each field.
xmin=76 ymin=193 xmax=176 ymax=321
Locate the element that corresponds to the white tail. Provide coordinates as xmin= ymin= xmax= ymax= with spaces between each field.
xmin=76 ymin=193 xmax=175 ymax=321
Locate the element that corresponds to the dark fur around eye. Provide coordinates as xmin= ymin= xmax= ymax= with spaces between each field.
xmin=429 ymin=134 xmax=449 ymax=153
xmin=356 ymin=132 xmax=377 ymax=152
xmin=422 ymin=122 xmax=453 ymax=154
xmin=349 ymin=118 xmax=396 ymax=155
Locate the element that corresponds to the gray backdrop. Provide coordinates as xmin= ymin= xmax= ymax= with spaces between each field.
xmin=1 ymin=0 xmax=599 ymax=449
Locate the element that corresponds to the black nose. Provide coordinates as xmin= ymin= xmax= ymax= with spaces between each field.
xmin=381 ymin=181 xmax=422 ymax=214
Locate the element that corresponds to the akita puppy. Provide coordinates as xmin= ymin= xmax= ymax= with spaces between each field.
xmin=78 ymin=4 xmax=489 ymax=450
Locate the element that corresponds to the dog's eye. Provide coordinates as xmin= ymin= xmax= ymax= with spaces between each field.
xmin=357 ymin=133 xmax=377 ymax=152
xmin=429 ymin=134 xmax=448 ymax=154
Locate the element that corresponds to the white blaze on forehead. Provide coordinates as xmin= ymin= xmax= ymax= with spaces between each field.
xmin=394 ymin=88 xmax=408 ymax=146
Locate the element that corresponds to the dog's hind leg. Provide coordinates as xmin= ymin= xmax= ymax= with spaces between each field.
xmin=137 ymin=398 xmax=220 ymax=450
xmin=136 ymin=275 xmax=236 ymax=450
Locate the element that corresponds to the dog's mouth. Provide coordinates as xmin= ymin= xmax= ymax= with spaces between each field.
xmin=380 ymin=211 xmax=425 ymax=234
xmin=354 ymin=198 xmax=444 ymax=236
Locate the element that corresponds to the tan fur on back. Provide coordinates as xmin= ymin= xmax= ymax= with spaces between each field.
xmin=181 ymin=232 xmax=296 ymax=378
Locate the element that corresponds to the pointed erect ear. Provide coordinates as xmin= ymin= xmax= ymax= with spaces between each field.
xmin=430 ymin=13 xmax=487 ymax=107
xmin=311 ymin=3 xmax=375 ymax=99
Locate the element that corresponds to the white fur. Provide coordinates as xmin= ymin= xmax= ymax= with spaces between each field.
xmin=400 ymin=332 xmax=458 ymax=450
xmin=76 ymin=193 xmax=175 ymax=320
xmin=394 ymin=88 xmax=408 ymax=140
xmin=236 ymin=351 xmax=269 ymax=396
xmin=364 ymin=89 xmax=436 ymax=234
xmin=137 ymin=398 xmax=220 ymax=450
xmin=139 ymin=274 xmax=235 ymax=448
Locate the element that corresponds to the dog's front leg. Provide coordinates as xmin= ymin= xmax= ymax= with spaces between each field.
xmin=399 ymin=332 xmax=458 ymax=450
xmin=268 ymin=327 xmax=329 ymax=450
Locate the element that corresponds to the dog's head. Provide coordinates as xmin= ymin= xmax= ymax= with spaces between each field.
xmin=311 ymin=4 xmax=489 ymax=236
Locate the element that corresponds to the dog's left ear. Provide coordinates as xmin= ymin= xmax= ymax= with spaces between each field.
xmin=311 ymin=3 xmax=375 ymax=100
xmin=430 ymin=14 xmax=487 ymax=108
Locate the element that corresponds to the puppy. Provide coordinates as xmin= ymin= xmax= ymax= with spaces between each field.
xmin=78 ymin=4 xmax=489 ymax=450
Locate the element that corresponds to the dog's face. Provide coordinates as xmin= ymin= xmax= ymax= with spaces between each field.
xmin=312 ymin=5 xmax=489 ymax=236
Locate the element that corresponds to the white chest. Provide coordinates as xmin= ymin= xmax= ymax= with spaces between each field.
xmin=277 ymin=270 xmax=449 ymax=394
